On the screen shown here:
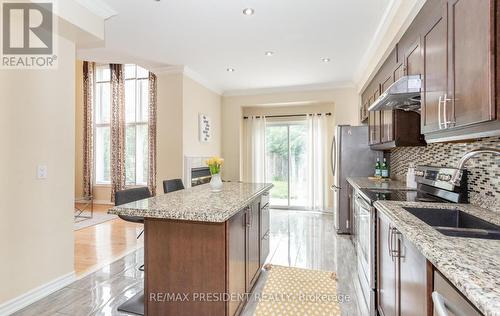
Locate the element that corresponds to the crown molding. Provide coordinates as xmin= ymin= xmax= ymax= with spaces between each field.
xmin=151 ymin=66 xmax=223 ymax=95
xmin=353 ymin=0 xmax=426 ymax=92
xmin=75 ymin=0 xmax=117 ymax=20
xmin=352 ymin=0 xmax=399 ymax=86
xmin=183 ymin=67 xmax=223 ymax=95
xmin=223 ymin=81 xmax=355 ymax=97
xmin=150 ymin=65 xmax=185 ymax=75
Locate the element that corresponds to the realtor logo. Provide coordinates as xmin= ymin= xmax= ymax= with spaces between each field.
xmin=1 ymin=0 xmax=57 ymax=69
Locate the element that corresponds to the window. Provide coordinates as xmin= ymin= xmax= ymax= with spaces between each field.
xmin=124 ymin=64 xmax=149 ymax=186
xmin=93 ymin=64 xmax=150 ymax=186
xmin=94 ymin=65 xmax=111 ymax=184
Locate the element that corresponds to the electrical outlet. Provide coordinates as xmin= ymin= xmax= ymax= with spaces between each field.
xmin=37 ymin=165 xmax=48 ymax=179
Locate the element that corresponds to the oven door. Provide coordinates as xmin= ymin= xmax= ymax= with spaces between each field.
xmin=355 ymin=194 xmax=374 ymax=311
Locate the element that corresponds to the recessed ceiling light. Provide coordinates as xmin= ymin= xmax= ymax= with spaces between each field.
xmin=226 ymin=68 xmax=235 ymax=72
xmin=321 ymin=57 xmax=331 ymax=63
xmin=243 ymin=8 xmax=255 ymax=16
xmin=265 ymin=51 xmax=274 ymax=56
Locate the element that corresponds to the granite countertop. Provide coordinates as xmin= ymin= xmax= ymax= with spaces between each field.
xmin=108 ymin=182 xmax=273 ymax=223
xmin=375 ymin=201 xmax=500 ymax=316
xmin=346 ymin=177 xmax=413 ymax=191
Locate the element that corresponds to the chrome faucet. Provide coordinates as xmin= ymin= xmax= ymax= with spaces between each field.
xmin=451 ymin=148 xmax=500 ymax=185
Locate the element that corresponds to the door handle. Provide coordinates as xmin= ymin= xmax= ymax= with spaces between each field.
xmin=442 ymin=94 xmax=454 ymax=128
xmin=331 ymin=136 xmax=336 ymax=177
xmin=438 ymin=95 xmax=443 ymax=129
xmin=432 ymin=291 xmax=467 ymax=316
xmin=388 ymin=224 xmax=393 ymax=261
xmin=330 ymin=184 xmax=341 ymax=192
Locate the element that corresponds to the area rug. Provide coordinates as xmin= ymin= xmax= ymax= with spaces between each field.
xmin=255 ymin=265 xmax=341 ymax=316
xmin=74 ymin=211 xmax=118 ymax=230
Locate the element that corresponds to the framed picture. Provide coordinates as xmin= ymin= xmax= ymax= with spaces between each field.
xmin=199 ymin=113 xmax=212 ymax=142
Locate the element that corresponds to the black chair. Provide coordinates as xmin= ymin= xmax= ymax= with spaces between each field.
xmin=163 ymin=179 xmax=185 ymax=194
xmin=115 ymin=187 xmax=151 ymax=272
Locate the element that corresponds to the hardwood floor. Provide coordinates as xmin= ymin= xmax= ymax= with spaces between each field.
xmin=17 ymin=210 xmax=361 ymax=316
xmin=74 ymin=204 xmax=144 ymax=277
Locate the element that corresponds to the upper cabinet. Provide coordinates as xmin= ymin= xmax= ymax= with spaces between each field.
xmin=362 ymin=0 xmax=500 ymax=146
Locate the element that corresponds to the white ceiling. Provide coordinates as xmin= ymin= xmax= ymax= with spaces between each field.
xmin=77 ymin=0 xmax=394 ymax=94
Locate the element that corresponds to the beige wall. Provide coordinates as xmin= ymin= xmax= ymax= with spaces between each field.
xmin=156 ymin=72 xmax=184 ymax=195
xmin=182 ymin=76 xmax=222 ymax=157
xmin=0 ymin=36 xmax=76 ymax=304
xmin=222 ymin=87 xmax=360 ymax=182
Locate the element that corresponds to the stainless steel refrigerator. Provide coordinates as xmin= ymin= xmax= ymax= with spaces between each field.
xmin=331 ymin=125 xmax=381 ymax=234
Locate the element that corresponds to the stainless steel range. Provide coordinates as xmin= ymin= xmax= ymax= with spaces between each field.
xmin=353 ymin=165 xmax=468 ymax=316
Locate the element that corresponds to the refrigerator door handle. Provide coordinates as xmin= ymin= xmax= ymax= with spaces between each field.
xmin=330 ymin=184 xmax=341 ymax=192
xmin=331 ymin=135 xmax=336 ymax=176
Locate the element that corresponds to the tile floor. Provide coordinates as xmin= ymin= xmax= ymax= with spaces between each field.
xmin=14 ymin=210 xmax=361 ymax=316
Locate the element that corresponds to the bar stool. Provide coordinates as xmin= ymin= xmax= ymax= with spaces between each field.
xmin=163 ymin=179 xmax=185 ymax=193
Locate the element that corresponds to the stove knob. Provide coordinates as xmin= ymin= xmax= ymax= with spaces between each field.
xmin=415 ymin=170 xmax=425 ymax=177
xmin=438 ymin=173 xmax=452 ymax=182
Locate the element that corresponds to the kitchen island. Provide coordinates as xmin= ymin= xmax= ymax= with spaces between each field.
xmin=109 ymin=182 xmax=273 ymax=316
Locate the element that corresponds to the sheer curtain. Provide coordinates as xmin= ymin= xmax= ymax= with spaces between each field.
xmin=243 ymin=116 xmax=267 ymax=183
xmin=306 ymin=114 xmax=328 ymax=211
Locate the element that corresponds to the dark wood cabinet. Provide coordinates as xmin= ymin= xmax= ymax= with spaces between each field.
xmin=398 ymin=227 xmax=428 ymax=316
xmin=381 ymin=75 xmax=395 ymax=143
xmin=447 ymin=0 xmax=495 ymax=128
xmin=246 ymin=201 xmax=260 ymax=290
xmin=377 ymin=211 xmax=398 ymax=316
xmin=362 ymin=0 xmax=500 ymax=145
xmin=377 ymin=211 xmax=428 ymax=316
xmin=228 ymin=209 xmax=247 ymax=316
xmin=260 ymin=193 xmax=270 ymax=266
xmin=422 ymin=0 xmax=499 ymax=141
xmin=369 ymin=86 xmax=382 ymax=145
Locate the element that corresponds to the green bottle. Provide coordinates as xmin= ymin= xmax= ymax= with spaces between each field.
xmin=381 ymin=158 xmax=389 ymax=178
xmin=375 ymin=158 xmax=381 ymax=177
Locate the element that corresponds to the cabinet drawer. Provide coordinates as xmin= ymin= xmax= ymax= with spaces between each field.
xmin=260 ymin=205 xmax=269 ymax=240
xmin=261 ymin=192 xmax=270 ymax=209
xmin=433 ymin=270 xmax=481 ymax=316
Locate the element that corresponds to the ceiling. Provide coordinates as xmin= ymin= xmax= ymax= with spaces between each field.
xmin=77 ymin=0 xmax=394 ymax=94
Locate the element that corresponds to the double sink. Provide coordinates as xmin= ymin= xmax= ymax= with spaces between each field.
xmin=403 ymin=207 xmax=500 ymax=240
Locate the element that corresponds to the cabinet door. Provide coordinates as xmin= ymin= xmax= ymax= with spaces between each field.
xmin=377 ymin=213 xmax=397 ymax=316
xmin=246 ymin=201 xmax=260 ymax=290
xmin=228 ymin=210 xmax=247 ymax=316
xmin=381 ymin=75 xmax=394 ymax=143
xmin=398 ymin=234 xmax=428 ymax=316
xmin=448 ymin=0 xmax=495 ymax=128
xmin=405 ymin=39 xmax=422 ymax=76
xmin=368 ymin=95 xmax=376 ymax=144
xmin=421 ymin=1 xmax=448 ymax=133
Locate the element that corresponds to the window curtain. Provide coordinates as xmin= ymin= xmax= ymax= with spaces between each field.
xmin=82 ymin=61 xmax=95 ymax=199
xmin=306 ymin=114 xmax=328 ymax=211
xmin=110 ymin=64 xmax=126 ymax=202
xmin=148 ymin=72 xmax=157 ymax=195
xmin=243 ymin=116 xmax=267 ymax=183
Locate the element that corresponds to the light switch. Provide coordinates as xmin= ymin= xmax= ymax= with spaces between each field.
xmin=37 ymin=165 xmax=48 ymax=179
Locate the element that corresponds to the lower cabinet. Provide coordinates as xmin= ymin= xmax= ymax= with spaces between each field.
xmin=227 ymin=193 xmax=270 ymax=316
xmin=377 ymin=211 xmax=428 ymax=316
xmin=246 ymin=201 xmax=261 ymax=290
xmin=227 ymin=210 xmax=247 ymax=316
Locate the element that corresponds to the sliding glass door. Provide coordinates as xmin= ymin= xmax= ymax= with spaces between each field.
xmin=266 ymin=121 xmax=308 ymax=208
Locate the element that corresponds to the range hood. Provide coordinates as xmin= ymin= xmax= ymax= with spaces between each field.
xmin=368 ymin=75 xmax=422 ymax=112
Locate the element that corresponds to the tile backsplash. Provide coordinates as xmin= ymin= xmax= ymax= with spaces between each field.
xmin=388 ymin=136 xmax=500 ymax=212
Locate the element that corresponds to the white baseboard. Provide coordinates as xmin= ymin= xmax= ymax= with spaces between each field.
xmin=0 ymin=271 xmax=76 ymax=315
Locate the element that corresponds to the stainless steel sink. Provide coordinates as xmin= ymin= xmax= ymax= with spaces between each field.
xmin=403 ymin=207 xmax=500 ymax=240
